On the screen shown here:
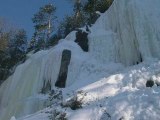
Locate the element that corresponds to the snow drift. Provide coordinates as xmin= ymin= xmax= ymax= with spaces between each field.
xmin=1 ymin=0 xmax=160 ymax=120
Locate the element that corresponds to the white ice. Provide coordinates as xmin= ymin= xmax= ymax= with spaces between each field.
xmin=1 ymin=0 xmax=160 ymax=120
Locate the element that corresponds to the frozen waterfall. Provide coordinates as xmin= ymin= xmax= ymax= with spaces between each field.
xmin=89 ymin=0 xmax=160 ymax=66
xmin=1 ymin=0 xmax=160 ymax=119
xmin=0 ymin=40 xmax=86 ymax=120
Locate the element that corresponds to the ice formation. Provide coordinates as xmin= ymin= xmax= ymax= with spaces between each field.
xmin=0 ymin=40 xmax=87 ymax=120
xmin=89 ymin=0 xmax=160 ymax=66
xmin=1 ymin=0 xmax=160 ymax=120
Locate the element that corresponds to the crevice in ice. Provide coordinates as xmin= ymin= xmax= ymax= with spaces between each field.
xmin=55 ymin=49 xmax=71 ymax=88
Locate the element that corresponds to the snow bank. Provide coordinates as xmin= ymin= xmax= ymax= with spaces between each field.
xmin=20 ymin=60 xmax=160 ymax=120
xmin=67 ymin=60 xmax=160 ymax=120
xmin=10 ymin=116 xmax=16 ymax=120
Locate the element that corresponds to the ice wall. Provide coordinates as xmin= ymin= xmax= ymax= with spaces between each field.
xmin=0 ymin=40 xmax=85 ymax=120
xmin=1 ymin=0 xmax=160 ymax=119
xmin=89 ymin=0 xmax=160 ymax=66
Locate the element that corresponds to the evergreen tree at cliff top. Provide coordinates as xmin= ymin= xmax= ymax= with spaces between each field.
xmin=32 ymin=3 xmax=57 ymax=49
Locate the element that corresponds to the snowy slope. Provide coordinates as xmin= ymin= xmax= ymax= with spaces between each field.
xmin=18 ymin=60 xmax=160 ymax=120
xmin=1 ymin=0 xmax=160 ymax=120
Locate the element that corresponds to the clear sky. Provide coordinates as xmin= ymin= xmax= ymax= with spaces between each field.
xmin=0 ymin=0 xmax=73 ymax=39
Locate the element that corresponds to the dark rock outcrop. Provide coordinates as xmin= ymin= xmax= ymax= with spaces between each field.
xmin=41 ymin=80 xmax=51 ymax=94
xmin=75 ymin=30 xmax=89 ymax=52
xmin=146 ymin=80 xmax=154 ymax=87
xmin=55 ymin=50 xmax=71 ymax=88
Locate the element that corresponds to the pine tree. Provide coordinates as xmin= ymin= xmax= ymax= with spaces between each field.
xmin=58 ymin=15 xmax=76 ymax=37
xmin=58 ymin=0 xmax=86 ymax=37
xmin=14 ymin=29 xmax=27 ymax=52
xmin=96 ymin=0 xmax=113 ymax=13
xmin=83 ymin=0 xmax=113 ymax=25
xmin=32 ymin=3 xmax=57 ymax=49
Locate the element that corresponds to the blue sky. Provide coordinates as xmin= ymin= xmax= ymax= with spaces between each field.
xmin=0 ymin=0 xmax=73 ymax=39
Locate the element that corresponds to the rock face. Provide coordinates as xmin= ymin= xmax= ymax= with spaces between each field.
xmin=75 ymin=30 xmax=89 ymax=52
xmin=146 ymin=80 xmax=154 ymax=87
xmin=55 ymin=49 xmax=71 ymax=88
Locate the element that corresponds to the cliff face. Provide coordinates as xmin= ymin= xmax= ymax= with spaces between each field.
xmin=89 ymin=0 xmax=160 ymax=66
xmin=1 ymin=0 xmax=160 ymax=120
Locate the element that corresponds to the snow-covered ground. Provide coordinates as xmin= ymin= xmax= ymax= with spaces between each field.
xmin=16 ymin=59 xmax=160 ymax=120
xmin=1 ymin=0 xmax=160 ymax=119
